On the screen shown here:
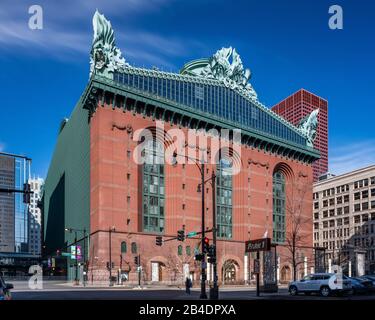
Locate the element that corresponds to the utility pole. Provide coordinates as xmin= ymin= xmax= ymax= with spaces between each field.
xmin=200 ymin=161 xmax=208 ymax=299
xmin=74 ymin=231 xmax=78 ymax=285
xmin=83 ymin=228 xmax=86 ymax=287
xmin=109 ymin=227 xmax=115 ymax=286
xmin=256 ymin=251 xmax=260 ymax=297
xmin=211 ymin=171 xmax=219 ymax=300
xmin=138 ymin=254 xmax=141 ymax=287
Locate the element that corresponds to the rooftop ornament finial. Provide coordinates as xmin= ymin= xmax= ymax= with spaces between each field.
xmin=181 ymin=46 xmax=258 ymax=101
xmin=298 ymin=109 xmax=319 ymax=147
xmin=89 ymin=10 xmax=129 ymax=78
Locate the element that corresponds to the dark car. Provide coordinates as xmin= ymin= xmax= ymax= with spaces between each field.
xmin=360 ymin=275 xmax=375 ymax=290
xmin=349 ymin=277 xmax=372 ymax=295
xmin=0 ymin=274 xmax=13 ymax=300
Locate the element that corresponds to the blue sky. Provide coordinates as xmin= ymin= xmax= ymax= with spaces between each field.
xmin=0 ymin=0 xmax=374 ymax=178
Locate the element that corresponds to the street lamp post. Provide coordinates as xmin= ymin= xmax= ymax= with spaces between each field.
xmin=200 ymin=161 xmax=208 ymax=299
xmin=65 ymin=227 xmax=87 ymax=286
xmin=211 ymin=171 xmax=219 ymax=300
xmin=83 ymin=228 xmax=87 ymax=287
xmin=173 ymin=151 xmax=212 ymax=299
xmin=109 ymin=226 xmax=115 ymax=286
xmin=74 ymin=231 xmax=78 ymax=284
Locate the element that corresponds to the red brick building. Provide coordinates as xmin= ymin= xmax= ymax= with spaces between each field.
xmin=272 ymin=89 xmax=328 ymax=182
xmin=43 ymin=12 xmax=320 ymax=286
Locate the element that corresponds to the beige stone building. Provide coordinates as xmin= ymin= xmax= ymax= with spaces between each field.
xmin=313 ymin=165 xmax=375 ymax=276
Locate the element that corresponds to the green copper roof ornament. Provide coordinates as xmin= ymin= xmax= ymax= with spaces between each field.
xmin=180 ymin=47 xmax=258 ymax=101
xmin=298 ymin=109 xmax=319 ymax=147
xmin=89 ymin=10 xmax=129 ymax=78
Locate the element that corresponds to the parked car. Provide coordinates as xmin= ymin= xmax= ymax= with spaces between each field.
xmin=360 ymin=275 xmax=375 ymax=288
xmin=0 ymin=274 xmax=13 ymax=300
xmin=288 ymin=273 xmax=352 ymax=297
xmin=348 ymin=277 xmax=372 ymax=295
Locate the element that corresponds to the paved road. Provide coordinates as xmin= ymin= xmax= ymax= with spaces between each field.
xmin=9 ymin=285 xmax=375 ymax=300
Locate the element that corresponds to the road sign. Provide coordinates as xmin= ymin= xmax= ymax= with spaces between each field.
xmin=76 ymin=245 xmax=82 ymax=260
xmin=187 ymin=231 xmax=198 ymax=238
xmin=71 ymin=246 xmax=76 ymax=259
xmin=245 ymin=238 xmax=271 ymax=252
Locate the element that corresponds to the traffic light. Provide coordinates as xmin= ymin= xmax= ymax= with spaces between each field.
xmin=134 ymin=256 xmax=139 ymax=266
xmin=177 ymin=229 xmax=185 ymax=241
xmin=195 ymin=253 xmax=204 ymax=261
xmin=207 ymin=245 xmax=216 ymax=263
xmin=203 ymin=237 xmax=210 ymax=253
xmin=155 ymin=236 xmax=163 ymax=246
xmin=23 ymin=183 xmax=31 ymax=204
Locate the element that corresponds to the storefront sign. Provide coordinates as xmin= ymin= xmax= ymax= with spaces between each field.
xmin=245 ymin=238 xmax=271 ymax=252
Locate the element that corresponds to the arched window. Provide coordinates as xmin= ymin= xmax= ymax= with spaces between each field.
xmin=121 ymin=241 xmax=127 ymax=254
xmin=131 ymin=242 xmax=137 ymax=254
xmin=216 ymin=158 xmax=232 ymax=239
xmin=273 ymin=171 xmax=286 ymax=243
xmin=177 ymin=245 xmax=183 ymax=256
xmin=186 ymin=246 xmax=191 ymax=256
xmin=142 ymin=139 xmax=165 ymax=233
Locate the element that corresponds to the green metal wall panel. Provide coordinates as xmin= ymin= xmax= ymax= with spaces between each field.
xmin=43 ymin=99 xmax=90 ymax=266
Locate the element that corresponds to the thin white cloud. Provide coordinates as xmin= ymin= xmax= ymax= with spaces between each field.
xmin=0 ymin=0 xmax=205 ymax=69
xmin=0 ymin=142 xmax=5 ymax=152
xmin=330 ymin=140 xmax=375 ymax=175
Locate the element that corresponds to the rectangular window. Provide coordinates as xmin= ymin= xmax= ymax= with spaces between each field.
xmin=362 ymin=202 xmax=369 ymax=210
xmin=142 ymin=141 xmax=165 ymax=233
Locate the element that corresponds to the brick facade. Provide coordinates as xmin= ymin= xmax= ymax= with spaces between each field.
xmin=87 ymin=103 xmax=315 ymax=285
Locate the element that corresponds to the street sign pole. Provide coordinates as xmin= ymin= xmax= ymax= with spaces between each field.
xmin=256 ymin=251 xmax=260 ymax=297
xmin=138 ymin=254 xmax=141 ymax=287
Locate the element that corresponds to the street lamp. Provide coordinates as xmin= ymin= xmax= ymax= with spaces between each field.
xmin=65 ymin=227 xmax=87 ymax=286
xmin=109 ymin=226 xmax=116 ymax=286
xmin=197 ymin=171 xmax=219 ymax=300
xmin=172 ymin=151 xmax=212 ymax=299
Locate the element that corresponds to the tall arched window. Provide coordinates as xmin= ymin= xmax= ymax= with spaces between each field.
xmin=121 ymin=241 xmax=127 ymax=254
xmin=142 ymin=139 xmax=165 ymax=233
xmin=177 ymin=245 xmax=183 ymax=256
xmin=131 ymin=242 xmax=137 ymax=254
xmin=273 ymin=171 xmax=286 ymax=243
xmin=216 ymin=158 xmax=232 ymax=239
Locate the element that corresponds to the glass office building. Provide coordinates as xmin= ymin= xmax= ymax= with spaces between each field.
xmin=0 ymin=152 xmax=31 ymax=254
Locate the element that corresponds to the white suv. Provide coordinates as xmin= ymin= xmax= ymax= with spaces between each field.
xmin=288 ymin=273 xmax=352 ymax=297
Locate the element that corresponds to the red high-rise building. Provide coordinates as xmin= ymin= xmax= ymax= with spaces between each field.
xmin=272 ymin=89 xmax=328 ymax=182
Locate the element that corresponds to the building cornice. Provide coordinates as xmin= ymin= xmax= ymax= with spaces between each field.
xmin=81 ymin=76 xmax=320 ymax=164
